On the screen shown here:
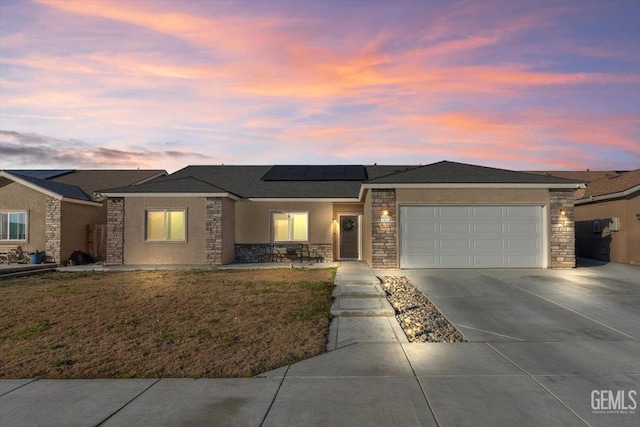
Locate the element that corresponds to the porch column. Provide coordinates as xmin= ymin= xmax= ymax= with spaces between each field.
xmin=205 ymin=197 xmax=223 ymax=265
xmin=45 ymin=196 xmax=61 ymax=264
xmin=549 ymin=189 xmax=576 ymax=268
xmin=106 ymin=198 xmax=124 ymax=265
xmin=371 ymin=189 xmax=397 ymax=268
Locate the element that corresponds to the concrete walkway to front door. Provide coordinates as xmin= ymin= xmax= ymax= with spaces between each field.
xmin=1 ymin=261 xmax=638 ymax=426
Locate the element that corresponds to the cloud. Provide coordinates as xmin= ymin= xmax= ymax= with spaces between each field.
xmin=0 ymin=130 xmax=219 ymax=171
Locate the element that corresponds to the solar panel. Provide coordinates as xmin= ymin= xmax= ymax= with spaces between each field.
xmin=261 ymin=165 xmax=366 ymax=181
xmin=305 ymin=166 xmax=326 ymax=180
xmin=283 ymin=166 xmax=308 ymax=180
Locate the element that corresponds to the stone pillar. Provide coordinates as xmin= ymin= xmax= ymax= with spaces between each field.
xmin=45 ymin=197 xmax=61 ymax=264
xmin=549 ymin=189 xmax=576 ymax=268
xmin=205 ymin=198 xmax=223 ymax=265
xmin=106 ymin=198 xmax=124 ymax=265
xmin=371 ymin=189 xmax=397 ymax=268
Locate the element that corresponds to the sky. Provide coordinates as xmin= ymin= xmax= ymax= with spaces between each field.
xmin=0 ymin=0 xmax=639 ymax=173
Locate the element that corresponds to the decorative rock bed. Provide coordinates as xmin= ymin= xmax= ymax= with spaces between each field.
xmin=380 ymin=276 xmax=466 ymax=343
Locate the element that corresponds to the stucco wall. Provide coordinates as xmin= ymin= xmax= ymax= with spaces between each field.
xmin=0 ymin=179 xmax=47 ymax=253
xmin=234 ymin=201 xmax=333 ymax=244
xmin=575 ymin=192 xmax=640 ymax=265
xmin=221 ymin=198 xmax=236 ymax=264
xmin=124 ymin=197 xmax=207 ymax=265
xmin=60 ymin=201 xmax=105 ymax=263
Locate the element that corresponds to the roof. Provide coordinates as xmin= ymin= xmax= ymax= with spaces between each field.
xmin=527 ymin=170 xmax=625 ymax=184
xmin=577 ymin=169 xmax=640 ymax=201
xmin=7 ymin=169 xmax=75 ymax=179
xmin=101 ymin=161 xmax=585 ymax=199
xmin=529 ymin=169 xmax=640 ymax=202
xmin=51 ymin=169 xmax=167 ymax=195
xmin=102 ymin=176 xmax=232 ymax=195
xmin=1 ymin=171 xmax=93 ymax=201
xmin=367 ymin=161 xmax=585 ymax=184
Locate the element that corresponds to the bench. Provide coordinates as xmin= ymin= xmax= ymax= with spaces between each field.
xmin=0 ymin=245 xmax=22 ymax=264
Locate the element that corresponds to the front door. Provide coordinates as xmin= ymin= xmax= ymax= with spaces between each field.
xmin=339 ymin=215 xmax=359 ymax=259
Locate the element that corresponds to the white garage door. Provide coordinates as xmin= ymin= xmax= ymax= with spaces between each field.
xmin=400 ymin=205 xmax=544 ymax=268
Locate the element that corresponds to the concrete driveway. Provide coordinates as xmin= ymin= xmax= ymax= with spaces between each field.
xmin=403 ymin=260 xmax=640 ymax=427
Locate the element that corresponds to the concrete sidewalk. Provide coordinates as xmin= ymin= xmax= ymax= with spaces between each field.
xmin=2 ymin=262 xmax=638 ymax=426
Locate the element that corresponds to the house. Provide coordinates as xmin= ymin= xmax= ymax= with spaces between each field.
xmin=531 ymin=169 xmax=640 ymax=265
xmin=0 ymin=169 xmax=166 ymax=263
xmin=99 ymin=161 xmax=585 ymax=269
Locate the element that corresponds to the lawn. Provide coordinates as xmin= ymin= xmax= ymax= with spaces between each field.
xmin=0 ymin=268 xmax=335 ymax=379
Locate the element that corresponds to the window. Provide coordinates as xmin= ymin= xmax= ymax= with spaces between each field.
xmin=272 ymin=211 xmax=308 ymax=242
xmin=0 ymin=212 xmax=27 ymax=241
xmin=146 ymin=209 xmax=186 ymax=241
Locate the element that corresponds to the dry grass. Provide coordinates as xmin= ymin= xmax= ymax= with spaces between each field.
xmin=0 ymin=268 xmax=335 ymax=379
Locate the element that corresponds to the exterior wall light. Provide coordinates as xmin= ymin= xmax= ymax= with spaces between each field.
xmin=560 ymin=209 xmax=566 ymax=216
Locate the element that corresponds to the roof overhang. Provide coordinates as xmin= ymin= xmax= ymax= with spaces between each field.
xmin=0 ymin=171 xmax=102 ymax=206
xmin=358 ymin=182 xmax=587 ymax=200
xmin=247 ymin=198 xmax=361 ymax=202
xmin=99 ymin=192 xmax=239 ymax=200
xmin=575 ymin=184 xmax=640 ymax=205
xmin=131 ymin=171 xmax=168 ymax=185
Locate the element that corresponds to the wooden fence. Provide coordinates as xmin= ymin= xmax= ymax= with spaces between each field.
xmin=86 ymin=224 xmax=106 ymax=260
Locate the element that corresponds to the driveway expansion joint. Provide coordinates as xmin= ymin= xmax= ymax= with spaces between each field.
xmin=95 ymin=378 xmax=161 ymax=427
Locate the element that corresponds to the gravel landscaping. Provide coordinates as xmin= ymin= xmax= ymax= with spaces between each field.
xmin=380 ymin=276 xmax=466 ymax=343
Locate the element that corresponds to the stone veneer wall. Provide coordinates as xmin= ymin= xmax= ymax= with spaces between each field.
xmin=45 ymin=197 xmax=61 ymax=264
xmin=371 ymin=189 xmax=397 ymax=268
xmin=106 ymin=198 xmax=124 ymax=265
xmin=549 ymin=189 xmax=576 ymax=268
xmin=205 ymin=198 xmax=223 ymax=265
xmin=235 ymin=243 xmax=334 ymax=263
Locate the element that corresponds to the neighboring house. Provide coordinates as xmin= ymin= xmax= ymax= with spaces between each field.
xmin=0 ymin=169 xmax=167 ymax=264
xmin=99 ymin=161 xmax=585 ymax=269
xmin=531 ymin=169 xmax=640 ymax=265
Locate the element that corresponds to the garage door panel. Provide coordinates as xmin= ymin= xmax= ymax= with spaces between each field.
xmin=400 ymin=205 xmax=543 ymax=268
xmin=406 ymin=255 xmax=437 ymax=266
xmin=507 ymin=239 xmax=538 ymax=250
xmin=507 ymin=223 xmax=539 ymax=233
xmin=506 ymin=206 xmax=540 ymax=219
xmin=404 ymin=239 xmax=436 ymax=250
xmin=472 ymin=223 xmax=504 ymax=233
xmin=472 ymin=206 xmax=504 ymax=218
xmin=439 ymin=239 xmax=471 ymax=249
xmin=439 ymin=207 xmax=470 ymax=218
xmin=439 ymin=255 xmax=472 ymax=266
xmin=474 ymin=255 xmax=505 ymax=266
xmin=439 ymin=223 xmax=469 ymax=233
xmin=474 ymin=239 xmax=504 ymax=249
xmin=403 ymin=223 xmax=437 ymax=236
xmin=403 ymin=206 xmax=437 ymax=219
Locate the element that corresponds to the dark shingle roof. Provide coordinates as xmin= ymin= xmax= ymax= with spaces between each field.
xmin=6 ymin=171 xmax=92 ymax=201
xmin=367 ymin=161 xmax=585 ymax=184
xmin=51 ymin=169 xmax=167 ymax=195
xmin=166 ymin=166 xmax=363 ymax=198
xmin=101 ymin=161 xmax=585 ymax=199
xmin=102 ymin=176 xmax=231 ymax=195
xmin=8 ymin=169 xmax=75 ymax=179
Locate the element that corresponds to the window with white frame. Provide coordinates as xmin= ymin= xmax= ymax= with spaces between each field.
xmin=145 ymin=209 xmax=186 ymax=241
xmin=272 ymin=211 xmax=308 ymax=242
xmin=0 ymin=212 xmax=27 ymax=241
